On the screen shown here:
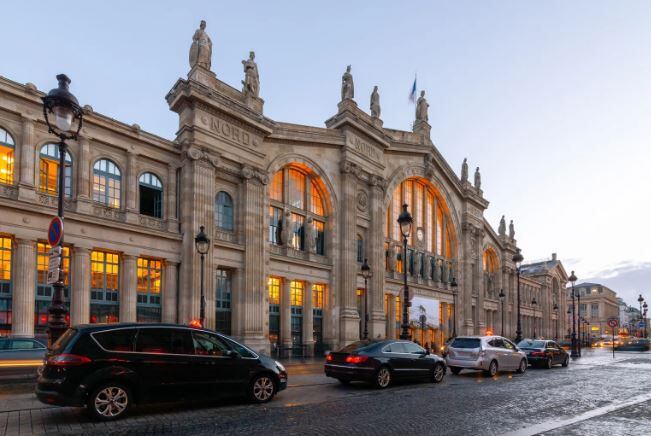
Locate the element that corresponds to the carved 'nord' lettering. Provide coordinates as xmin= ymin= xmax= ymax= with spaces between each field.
xmin=349 ymin=136 xmax=379 ymax=161
xmin=208 ymin=116 xmax=256 ymax=147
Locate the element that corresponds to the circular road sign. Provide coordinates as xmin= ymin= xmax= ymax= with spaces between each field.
xmin=607 ymin=318 xmax=619 ymax=328
xmin=47 ymin=216 xmax=64 ymax=247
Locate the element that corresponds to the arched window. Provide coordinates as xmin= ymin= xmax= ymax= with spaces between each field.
xmin=93 ymin=159 xmax=121 ymax=208
xmin=0 ymin=127 xmax=15 ymax=185
xmin=215 ymin=191 xmax=234 ymax=231
xmin=268 ymin=165 xmax=328 ymax=256
xmin=39 ymin=143 xmax=72 ymax=197
xmin=139 ymin=172 xmax=163 ymax=218
xmin=356 ymin=235 xmax=364 ymax=263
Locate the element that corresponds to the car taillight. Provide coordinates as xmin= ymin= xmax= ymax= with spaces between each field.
xmin=326 ymin=354 xmax=333 ymax=362
xmin=531 ymin=351 xmax=546 ymax=357
xmin=345 ymin=355 xmax=369 ymax=364
xmin=47 ymin=354 xmax=92 ymax=367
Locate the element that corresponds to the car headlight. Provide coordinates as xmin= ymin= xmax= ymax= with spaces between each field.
xmin=275 ymin=360 xmax=286 ymax=372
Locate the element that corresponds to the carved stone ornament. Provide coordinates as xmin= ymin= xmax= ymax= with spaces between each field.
xmin=370 ymin=175 xmax=386 ymax=191
xmin=240 ymin=165 xmax=269 ymax=184
xmin=356 ymin=190 xmax=368 ymax=212
xmin=185 ymin=146 xmax=220 ymax=169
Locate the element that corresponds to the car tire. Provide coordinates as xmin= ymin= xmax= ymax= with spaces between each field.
xmin=516 ymin=359 xmax=527 ymax=374
xmin=374 ymin=366 xmax=392 ymax=389
xmin=450 ymin=366 xmax=462 ymax=375
xmin=86 ymin=382 xmax=132 ymax=421
xmin=431 ymin=363 xmax=445 ymax=383
xmin=545 ymin=358 xmax=553 ymax=369
xmin=249 ymin=374 xmax=277 ymax=403
xmin=484 ymin=360 xmax=498 ymax=377
xmin=562 ymin=356 xmax=569 ymax=367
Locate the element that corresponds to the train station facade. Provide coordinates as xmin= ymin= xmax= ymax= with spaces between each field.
xmin=0 ymin=23 xmax=568 ymax=354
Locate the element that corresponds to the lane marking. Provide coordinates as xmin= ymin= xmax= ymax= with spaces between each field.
xmin=504 ymin=391 xmax=651 ymax=436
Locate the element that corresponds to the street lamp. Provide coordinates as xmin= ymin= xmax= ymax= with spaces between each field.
xmin=569 ymin=271 xmax=578 ymax=358
xmin=513 ymin=249 xmax=524 ymax=343
xmin=584 ymin=319 xmax=590 ymax=346
xmin=361 ymin=258 xmax=372 ymax=340
xmin=577 ymin=285 xmax=582 ymax=357
xmin=643 ymin=302 xmax=648 ymax=339
xmin=195 ymin=226 xmax=210 ymax=328
xmin=553 ymin=303 xmax=559 ymax=341
xmin=397 ymin=204 xmax=413 ymax=340
xmin=42 ymin=74 xmax=83 ymax=347
xmin=531 ymin=297 xmax=537 ymax=338
xmin=450 ymin=277 xmax=458 ymax=340
xmin=638 ymin=295 xmax=645 ymax=338
xmin=498 ymin=289 xmax=505 ymax=336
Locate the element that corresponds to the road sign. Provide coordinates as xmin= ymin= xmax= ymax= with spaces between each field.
xmin=46 ymin=252 xmax=61 ymax=284
xmin=47 ymin=217 xmax=63 ymax=247
xmin=607 ymin=318 xmax=619 ymax=328
xmin=638 ymin=321 xmax=646 ymax=328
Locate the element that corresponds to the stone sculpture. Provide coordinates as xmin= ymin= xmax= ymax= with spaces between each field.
xmin=416 ymin=91 xmax=429 ymax=122
xmin=509 ymin=220 xmax=515 ymax=239
xmin=474 ymin=167 xmax=481 ymax=190
xmin=242 ymin=51 xmax=260 ymax=97
xmin=189 ymin=20 xmax=212 ymax=70
xmin=305 ymin=217 xmax=316 ymax=253
xmin=341 ymin=65 xmax=354 ymax=100
xmin=414 ymin=252 xmax=422 ymax=278
xmin=280 ymin=210 xmax=292 ymax=246
xmin=461 ymin=158 xmax=468 ymax=183
xmin=423 ymin=255 xmax=431 ymax=280
xmin=498 ymin=215 xmax=506 ymax=236
xmin=370 ymin=86 xmax=381 ymax=118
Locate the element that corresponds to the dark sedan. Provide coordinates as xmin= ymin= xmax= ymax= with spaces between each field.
xmin=324 ymin=339 xmax=446 ymax=388
xmin=517 ymin=339 xmax=569 ymax=368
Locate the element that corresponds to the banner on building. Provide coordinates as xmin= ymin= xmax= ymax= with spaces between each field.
xmin=409 ymin=296 xmax=440 ymax=328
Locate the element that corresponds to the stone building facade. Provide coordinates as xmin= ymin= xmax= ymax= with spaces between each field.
xmin=568 ymin=282 xmax=619 ymax=339
xmin=0 ymin=23 xmax=568 ymax=354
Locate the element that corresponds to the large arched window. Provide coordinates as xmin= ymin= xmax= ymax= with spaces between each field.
xmin=215 ymin=191 xmax=234 ymax=231
xmin=139 ymin=172 xmax=163 ymax=218
xmin=0 ymin=127 xmax=15 ymax=185
xmin=268 ymin=165 xmax=327 ymax=255
xmin=93 ymin=159 xmax=121 ymax=208
xmin=385 ymin=177 xmax=457 ymax=279
xmin=39 ymin=143 xmax=72 ymax=197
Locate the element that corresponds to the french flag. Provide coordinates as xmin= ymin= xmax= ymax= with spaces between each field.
xmin=409 ymin=75 xmax=417 ymax=103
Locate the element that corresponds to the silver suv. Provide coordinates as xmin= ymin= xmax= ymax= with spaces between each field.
xmin=445 ymin=336 xmax=527 ymax=377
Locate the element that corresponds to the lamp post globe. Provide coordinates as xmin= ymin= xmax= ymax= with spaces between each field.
xmin=41 ymin=74 xmax=83 ymax=347
xmin=195 ymin=226 xmax=210 ymax=327
xmin=512 ymin=248 xmax=524 ymax=343
xmin=397 ymin=204 xmax=413 ymax=340
xmin=361 ymin=258 xmax=372 ymax=340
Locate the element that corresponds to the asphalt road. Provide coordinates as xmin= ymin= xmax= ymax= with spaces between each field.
xmin=0 ymin=348 xmax=649 ymax=435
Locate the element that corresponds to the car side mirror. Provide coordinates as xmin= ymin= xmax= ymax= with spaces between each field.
xmin=226 ymin=350 xmax=241 ymax=359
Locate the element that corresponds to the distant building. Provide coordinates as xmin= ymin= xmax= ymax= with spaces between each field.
xmin=567 ymin=282 xmax=619 ymax=338
xmin=618 ymin=298 xmax=639 ymax=333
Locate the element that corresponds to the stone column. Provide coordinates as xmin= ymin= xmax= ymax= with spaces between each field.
xmin=12 ymin=239 xmax=36 ymax=337
xmin=119 ymin=255 xmax=137 ymax=323
xmin=281 ymin=278 xmax=292 ymax=348
xmin=18 ymin=117 xmax=36 ymax=201
xmin=71 ymin=247 xmax=91 ymax=325
xmin=302 ymin=281 xmax=314 ymax=356
xmin=339 ymin=167 xmax=360 ymax=344
xmin=386 ymin=295 xmax=396 ymax=339
xmin=162 ymin=260 xmax=178 ymax=323
xmin=475 ymin=230 xmax=485 ymax=333
xmin=75 ymin=136 xmax=92 ymax=214
xmin=166 ymin=164 xmax=178 ymax=232
xmin=440 ymin=302 xmax=448 ymax=339
xmin=126 ymin=152 xmax=138 ymax=212
xmin=461 ymin=224 xmax=474 ymax=334
xmin=368 ymin=179 xmax=386 ymax=338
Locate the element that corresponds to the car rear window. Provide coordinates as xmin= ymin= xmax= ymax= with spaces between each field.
xmin=518 ymin=340 xmax=546 ymax=348
xmin=339 ymin=340 xmax=379 ymax=353
xmin=94 ymin=329 xmax=137 ymax=352
xmin=451 ymin=338 xmax=481 ymax=349
xmin=136 ymin=328 xmax=194 ymax=354
xmin=51 ymin=328 xmax=77 ymax=353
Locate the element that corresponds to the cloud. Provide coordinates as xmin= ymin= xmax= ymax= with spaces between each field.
xmin=581 ymin=261 xmax=651 ymax=307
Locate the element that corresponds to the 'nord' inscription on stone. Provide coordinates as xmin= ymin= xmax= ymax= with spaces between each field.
xmin=208 ymin=117 xmax=254 ymax=147
xmin=348 ymin=135 xmax=379 ymax=161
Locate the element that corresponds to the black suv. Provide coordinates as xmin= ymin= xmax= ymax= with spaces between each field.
xmin=36 ymin=324 xmax=287 ymax=420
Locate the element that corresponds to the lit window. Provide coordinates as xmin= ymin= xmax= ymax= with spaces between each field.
xmin=288 ymin=169 xmax=305 ymax=209
xmin=290 ymin=281 xmax=303 ymax=307
xmin=215 ymin=191 xmax=234 ymax=231
xmin=268 ymin=277 xmax=280 ymax=305
xmin=0 ymin=237 xmax=12 ymax=329
xmin=35 ymin=242 xmax=70 ymax=329
xmin=313 ymin=284 xmax=325 ymax=309
xmin=0 ymin=128 xmax=15 ymax=185
xmin=270 ymin=171 xmax=283 ymax=202
xmin=39 ymin=143 xmax=72 ymax=197
xmin=136 ymin=257 xmax=162 ymax=322
xmin=310 ymin=182 xmax=324 ymax=216
xmin=93 ymin=159 xmax=121 ymax=209
xmin=268 ymin=207 xmax=282 ymax=244
xmin=139 ymin=172 xmax=163 ymax=218
xmin=291 ymin=213 xmax=304 ymax=250
xmin=215 ymin=269 xmax=232 ymax=335
xmin=90 ymin=250 xmax=120 ymax=323
xmin=268 ymin=276 xmax=281 ymax=345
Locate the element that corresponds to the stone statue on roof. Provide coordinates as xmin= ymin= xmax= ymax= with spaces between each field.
xmin=189 ymin=20 xmax=212 ymax=70
xmin=242 ymin=51 xmax=260 ymax=98
xmin=341 ymin=65 xmax=354 ymax=101
xmin=509 ymin=220 xmax=515 ymax=239
xmin=474 ymin=167 xmax=481 ymax=189
xmin=416 ymin=90 xmax=429 ymax=122
xmin=461 ymin=158 xmax=468 ymax=183
xmin=370 ymin=86 xmax=381 ymax=118
xmin=499 ymin=215 xmax=506 ymax=236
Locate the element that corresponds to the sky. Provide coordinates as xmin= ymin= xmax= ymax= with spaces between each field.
xmin=2 ymin=1 xmax=650 ymax=306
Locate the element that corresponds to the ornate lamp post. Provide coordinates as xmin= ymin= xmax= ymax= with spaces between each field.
xmin=361 ymin=258 xmax=372 ymax=340
xmin=397 ymin=204 xmax=413 ymax=340
xmin=569 ymin=271 xmax=578 ymax=358
xmin=513 ymin=249 xmax=524 ymax=343
xmin=195 ymin=226 xmax=210 ymax=327
xmin=450 ymin=277 xmax=458 ymax=340
xmin=577 ymin=286 xmax=582 ymax=357
xmin=498 ymin=289 xmax=505 ymax=336
xmin=643 ymin=302 xmax=648 ymax=338
xmin=42 ymin=74 xmax=83 ymax=346
xmin=553 ymin=303 xmax=559 ymax=341
xmin=531 ymin=297 xmax=537 ymax=338
xmin=584 ymin=319 xmax=590 ymax=346
xmin=638 ymin=295 xmax=645 ymax=337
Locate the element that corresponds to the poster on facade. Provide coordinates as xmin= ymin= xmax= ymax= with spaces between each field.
xmin=409 ymin=296 xmax=440 ymax=328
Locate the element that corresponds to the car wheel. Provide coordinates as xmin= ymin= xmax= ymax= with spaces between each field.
xmin=431 ymin=363 xmax=445 ymax=383
xmin=562 ymin=356 xmax=569 ymax=367
xmin=337 ymin=379 xmax=351 ymax=385
xmin=86 ymin=382 xmax=131 ymax=421
xmin=545 ymin=358 xmax=553 ymax=369
xmin=450 ymin=366 xmax=462 ymax=375
xmin=516 ymin=359 xmax=527 ymax=374
xmin=249 ymin=374 xmax=277 ymax=403
xmin=374 ymin=366 xmax=391 ymax=389
xmin=484 ymin=360 xmax=498 ymax=377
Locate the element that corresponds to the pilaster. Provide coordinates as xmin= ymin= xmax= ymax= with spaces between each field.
xmin=302 ymin=281 xmax=314 ymax=356
xmin=12 ymin=239 xmax=36 ymax=337
xmin=281 ymin=278 xmax=291 ymax=347
xmin=18 ymin=117 xmax=36 ymax=202
xmin=162 ymin=260 xmax=179 ymax=323
xmin=71 ymin=246 xmax=91 ymax=325
xmin=368 ymin=179 xmax=386 ymax=339
xmin=76 ymin=136 xmax=92 ymax=214
xmin=166 ymin=163 xmax=178 ymax=232
xmin=120 ymin=255 xmax=137 ymax=323
xmin=338 ymin=168 xmax=360 ymax=344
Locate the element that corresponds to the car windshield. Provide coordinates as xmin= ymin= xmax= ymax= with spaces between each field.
xmin=518 ymin=340 xmax=546 ymax=348
xmin=339 ymin=340 xmax=379 ymax=353
xmin=450 ymin=338 xmax=481 ymax=349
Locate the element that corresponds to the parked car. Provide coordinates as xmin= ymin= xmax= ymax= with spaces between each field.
xmin=36 ymin=323 xmax=287 ymax=421
xmin=0 ymin=337 xmax=48 ymax=380
xmin=324 ymin=339 xmax=446 ymax=388
xmin=445 ymin=336 xmax=527 ymax=377
xmin=517 ymin=339 xmax=569 ymax=368
xmin=615 ymin=338 xmax=651 ymax=352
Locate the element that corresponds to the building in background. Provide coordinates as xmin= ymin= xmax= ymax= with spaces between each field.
xmin=568 ymin=282 xmax=619 ymax=339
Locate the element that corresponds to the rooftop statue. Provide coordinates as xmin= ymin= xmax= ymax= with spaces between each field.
xmin=341 ymin=65 xmax=354 ymax=101
xmin=474 ymin=167 xmax=481 ymax=190
xmin=370 ymin=86 xmax=381 ymax=118
xmin=416 ymin=90 xmax=429 ymax=122
xmin=242 ymin=51 xmax=260 ymax=98
xmin=498 ymin=215 xmax=506 ymax=236
xmin=189 ymin=20 xmax=212 ymax=70
xmin=461 ymin=158 xmax=468 ymax=183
